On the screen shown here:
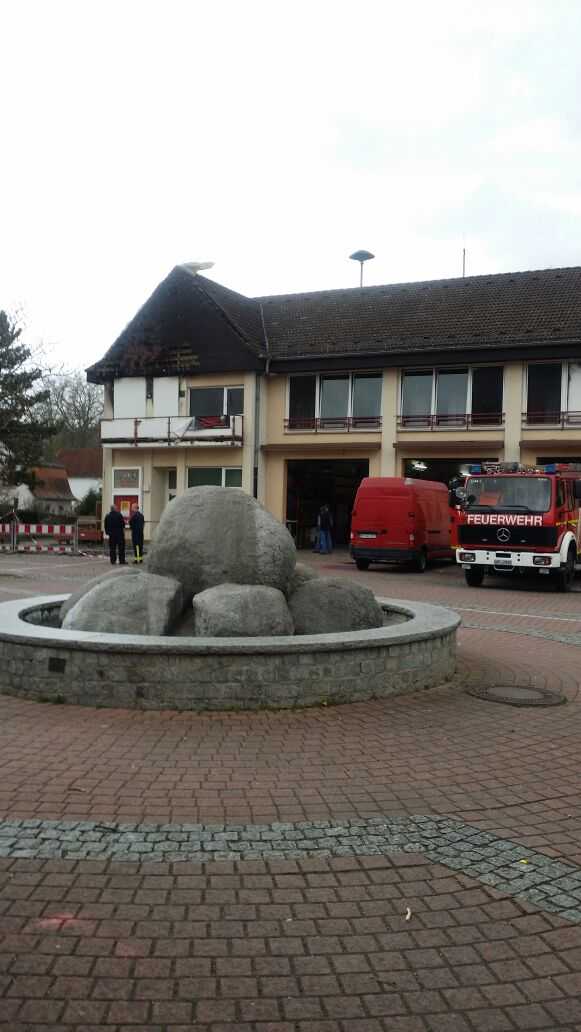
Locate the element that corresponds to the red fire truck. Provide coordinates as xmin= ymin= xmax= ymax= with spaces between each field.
xmin=454 ymin=462 xmax=581 ymax=591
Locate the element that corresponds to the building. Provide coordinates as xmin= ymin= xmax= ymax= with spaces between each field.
xmin=87 ymin=263 xmax=581 ymax=546
xmin=1 ymin=463 xmax=77 ymax=517
xmin=56 ymin=447 xmax=103 ymax=504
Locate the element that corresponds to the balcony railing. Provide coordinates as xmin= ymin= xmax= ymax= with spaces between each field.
xmin=397 ymin=412 xmax=504 ymax=430
xmin=522 ymin=410 xmax=581 ymax=428
xmin=285 ymin=416 xmax=382 ymax=432
xmin=101 ymin=414 xmax=243 ymax=447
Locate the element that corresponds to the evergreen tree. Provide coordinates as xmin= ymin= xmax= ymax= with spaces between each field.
xmin=0 ymin=311 xmax=54 ymax=484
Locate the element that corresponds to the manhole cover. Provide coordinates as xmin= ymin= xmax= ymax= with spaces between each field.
xmin=468 ymin=684 xmax=565 ymax=707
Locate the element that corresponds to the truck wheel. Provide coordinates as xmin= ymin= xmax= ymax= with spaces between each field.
xmin=555 ymin=549 xmax=576 ymax=592
xmin=465 ymin=566 xmax=485 ymax=587
xmin=413 ymin=549 xmax=427 ymax=573
xmin=355 ymin=559 xmax=370 ymax=571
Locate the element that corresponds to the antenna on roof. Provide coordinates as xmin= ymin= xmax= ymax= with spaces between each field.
xmin=462 ymin=248 xmax=466 ymax=278
xmin=181 ymin=261 xmax=215 ymax=275
xmin=349 ymin=250 xmax=375 ymax=288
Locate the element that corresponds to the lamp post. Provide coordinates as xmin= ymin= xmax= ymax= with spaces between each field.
xmin=349 ymin=249 xmax=375 ymax=287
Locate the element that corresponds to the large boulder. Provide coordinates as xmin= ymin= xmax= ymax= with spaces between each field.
xmin=193 ymin=584 xmax=294 ymax=637
xmin=60 ymin=566 xmax=139 ymax=621
xmin=288 ymin=577 xmax=384 ymax=635
xmin=147 ymin=486 xmax=296 ymax=597
xmin=286 ymin=561 xmax=318 ymax=598
xmin=62 ymin=571 xmax=184 ymax=636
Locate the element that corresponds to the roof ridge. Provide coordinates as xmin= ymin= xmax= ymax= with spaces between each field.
xmin=254 ymin=264 xmax=581 ymax=303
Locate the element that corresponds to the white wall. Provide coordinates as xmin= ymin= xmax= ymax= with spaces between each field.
xmin=153 ymin=377 xmax=179 ymax=417
xmin=114 ymin=378 xmax=146 ymax=418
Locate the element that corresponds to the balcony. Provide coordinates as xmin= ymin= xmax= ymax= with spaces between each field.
xmin=522 ymin=411 xmax=581 ymax=428
xmin=285 ymin=416 xmax=382 ymax=432
xmin=101 ymin=414 xmax=243 ymax=447
xmin=397 ymin=412 xmax=504 ymax=430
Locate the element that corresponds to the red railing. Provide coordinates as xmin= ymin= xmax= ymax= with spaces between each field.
xmin=285 ymin=416 xmax=382 ymax=432
xmin=397 ymin=412 xmax=504 ymax=429
xmin=522 ymin=411 xmax=581 ymax=427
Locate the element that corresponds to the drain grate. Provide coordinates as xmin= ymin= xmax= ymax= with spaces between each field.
xmin=467 ymin=683 xmax=565 ymax=707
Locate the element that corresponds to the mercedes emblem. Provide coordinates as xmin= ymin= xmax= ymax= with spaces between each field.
xmin=496 ymin=527 xmax=511 ymax=543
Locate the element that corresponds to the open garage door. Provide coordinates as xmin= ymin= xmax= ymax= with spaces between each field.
xmin=286 ymin=459 xmax=369 ymax=549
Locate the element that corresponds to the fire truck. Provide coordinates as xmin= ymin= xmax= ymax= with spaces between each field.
xmin=453 ymin=462 xmax=581 ymax=591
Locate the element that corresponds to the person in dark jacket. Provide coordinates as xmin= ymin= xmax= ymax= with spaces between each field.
xmin=129 ymin=504 xmax=145 ymax=563
xmin=104 ymin=505 xmax=126 ymax=565
xmin=317 ymin=503 xmax=334 ymax=554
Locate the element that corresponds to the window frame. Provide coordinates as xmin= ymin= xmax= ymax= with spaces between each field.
xmin=187 ymin=466 xmax=243 ymax=489
xmin=523 ymin=361 xmax=567 ymax=426
xmin=399 ymin=364 xmax=504 ymax=428
xmin=286 ymin=372 xmax=383 ymax=430
xmin=188 ymin=385 xmax=244 ymax=422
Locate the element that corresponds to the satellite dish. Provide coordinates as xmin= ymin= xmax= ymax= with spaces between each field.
xmin=181 ymin=261 xmax=215 ymax=274
xmin=349 ymin=250 xmax=375 ymax=287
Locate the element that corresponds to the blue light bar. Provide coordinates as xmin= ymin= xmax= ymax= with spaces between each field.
xmin=544 ymin=463 xmax=557 ymax=473
xmin=468 ymin=464 xmax=482 ymax=474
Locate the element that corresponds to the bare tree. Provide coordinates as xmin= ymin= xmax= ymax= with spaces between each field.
xmin=38 ymin=371 xmax=103 ymax=454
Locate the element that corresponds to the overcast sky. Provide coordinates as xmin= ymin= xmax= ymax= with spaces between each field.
xmin=1 ymin=0 xmax=580 ymax=370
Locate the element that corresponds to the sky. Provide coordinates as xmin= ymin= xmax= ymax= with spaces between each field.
xmin=1 ymin=0 xmax=580 ymax=371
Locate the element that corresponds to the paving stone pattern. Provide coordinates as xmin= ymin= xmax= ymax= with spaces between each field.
xmin=2 ymin=816 xmax=581 ymax=924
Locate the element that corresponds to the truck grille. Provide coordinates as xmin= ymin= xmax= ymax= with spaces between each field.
xmin=458 ymin=525 xmax=558 ymax=548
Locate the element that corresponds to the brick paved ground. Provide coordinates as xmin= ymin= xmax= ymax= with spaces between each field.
xmin=2 ymin=551 xmax=581 ymax=1030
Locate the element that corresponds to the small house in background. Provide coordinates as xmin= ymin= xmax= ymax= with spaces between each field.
xmin=56 ymin=448 xmax=103 ymax=505
xmin=12 ymin=463 xmax=77 ymax=517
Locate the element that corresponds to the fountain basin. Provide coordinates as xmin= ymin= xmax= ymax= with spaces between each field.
xmin=0 ymin=595 xmax=459 ymax=710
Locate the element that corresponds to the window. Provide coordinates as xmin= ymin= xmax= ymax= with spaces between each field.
xmin=471 ymin=367 xmax=504 ymax=425
xmin=287 ymin=374 xmax=382 ymax=429
xmin=352 ymin=375 xmax=383 ymax=425
xmin=568 ymin=363 xmax=581 ymax=413
xmin=187 ymin=467 xmax=242 ymax=488
xmin=288 ymin=376 xmax=316 ymax=426
xmin=436 ymin=370 xmax=468 ymax=425
xmin=319 ymin=376 xmax=350 ymax=423
xmin=466 ymin=476 xmax=551 ymax=513
xmin=526 ymin=364 xmax=561 ymax=424
xmin=189 ymin=386 xmax=244 ymax=427
xmin=400 ymin=367 xmax=503 ymax=427
xmin=401 ymin=372 xmax=433 ymax=425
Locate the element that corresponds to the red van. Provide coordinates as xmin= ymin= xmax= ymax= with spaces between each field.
xmin=350 ymin=477 xmax=453 ymax=572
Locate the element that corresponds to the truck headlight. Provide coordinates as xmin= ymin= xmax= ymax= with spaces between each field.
xmin=459 ymin=551 xmax=476 ymax=562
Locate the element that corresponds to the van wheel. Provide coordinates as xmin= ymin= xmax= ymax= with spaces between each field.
xmin=555 ymin=548 xmax=576 ymax=592
xmin=355 ymin=559 xmax=370 ymax=571
xmin=413 ymin=549 xmax=428 ymax=573
xmin=465 ymin=566 xmax=485 ymax=587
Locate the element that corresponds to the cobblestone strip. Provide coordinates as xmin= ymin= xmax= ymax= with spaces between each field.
xmin=461 ymin=617 xmax=581 ymax=647
xmin=2 ymin=814 xmax=581 ymax=922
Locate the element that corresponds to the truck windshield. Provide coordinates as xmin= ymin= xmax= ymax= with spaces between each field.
xmin=466 ymin=476 xmax=551 ymax=513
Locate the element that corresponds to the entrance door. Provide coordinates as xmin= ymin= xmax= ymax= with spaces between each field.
xmin=286 ymin=459 xmax=369 ymax=548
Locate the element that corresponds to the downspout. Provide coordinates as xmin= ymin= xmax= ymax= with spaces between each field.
xmin=254 ymin=303 xmax=271 ymax=499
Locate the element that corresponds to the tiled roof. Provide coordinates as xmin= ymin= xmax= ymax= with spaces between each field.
xmin=87 ymin=265 xmax=581 ymax=381
xmin=56 ymin=448 xmax=103 ymax=478
xmin=256 ymin=266 xmax=581 ymax=359
xmin=86 ymin=266 xmax=264 ymax=382
xmin=31 ymin=465 xmax=76 ymax=501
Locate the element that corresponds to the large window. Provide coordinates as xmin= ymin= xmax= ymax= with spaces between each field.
xmin=187 ymin=467 xmax=242 ymax=488
xmin=287 ymin=374 xmax=382 ymax=430
xmin=189 ymin=386 xmax=244 ymax=428
xmin=400 ymin=367 xmax=503 ymax=427
xmin=526 ymin=364 xmax=562 ymax=425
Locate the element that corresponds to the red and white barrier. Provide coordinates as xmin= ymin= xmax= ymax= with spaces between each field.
xmin=15 ymin=523 xmax=77 ymax=554
xmin=0 ymin=523 xmax=14 ymax=552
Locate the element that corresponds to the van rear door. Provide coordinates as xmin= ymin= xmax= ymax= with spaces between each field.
xmin=353 ymin=486 xmax=412 ymax=550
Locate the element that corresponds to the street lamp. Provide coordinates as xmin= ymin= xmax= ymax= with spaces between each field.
xmin=349 ymin=249 xmax=375 ymax=287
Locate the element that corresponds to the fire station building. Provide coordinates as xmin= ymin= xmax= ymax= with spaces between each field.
xmin=87 ymin=263 xmax=581 ymax=547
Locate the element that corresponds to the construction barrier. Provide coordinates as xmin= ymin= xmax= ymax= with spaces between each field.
xmin=0 ymin=523 xmax=14 ymax=552
xmin=14 ymin=523 xmax=78 ymax=554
